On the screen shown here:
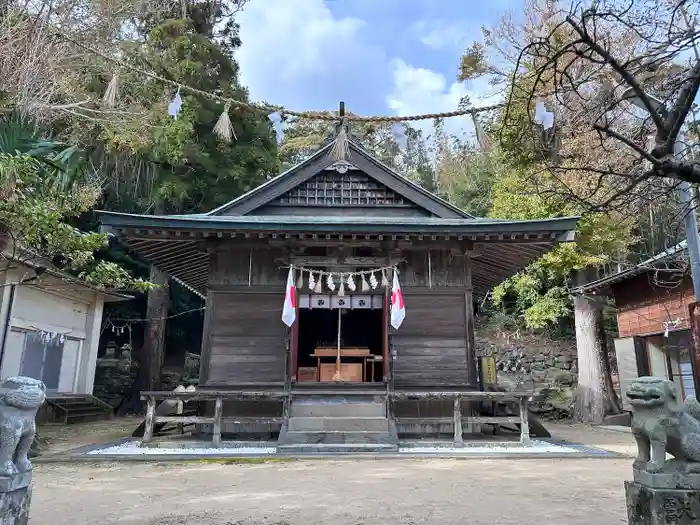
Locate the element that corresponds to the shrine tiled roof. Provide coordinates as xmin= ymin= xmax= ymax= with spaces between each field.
xmin=98 ymin=211 xmax=580 ymax=236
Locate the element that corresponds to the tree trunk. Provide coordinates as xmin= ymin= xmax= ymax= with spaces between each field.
xmin=573 ymin=270 xmax=606 ymax=424
xmin=597 ymin=310 xmax=623 ymax=415
xmin=142 ymin=265 xmax=169 ymax=391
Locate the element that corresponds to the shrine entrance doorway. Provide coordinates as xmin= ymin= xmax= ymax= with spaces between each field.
xmin=293 ymin=294 xmax=387 ymax=383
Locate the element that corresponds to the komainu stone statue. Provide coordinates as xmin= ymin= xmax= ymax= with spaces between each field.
xmin=627 ymin=376 xmax=700 ymax=473
xmin=0 ymin=376 xmax=46 ymax=478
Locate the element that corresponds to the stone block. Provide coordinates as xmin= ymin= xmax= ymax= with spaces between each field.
xmin=626 ymin=481 xmax=700 ymax=524
xmin=0 ymin=485 xmax=31 ymax=525
xmin=0 ymin=472 xmax=31 ymax=493
xmin=0 ymin=376 xmax=45 ymax=525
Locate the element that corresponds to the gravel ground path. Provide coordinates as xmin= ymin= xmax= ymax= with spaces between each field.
xmin=31 ymin=457 xmax=630 ymax=525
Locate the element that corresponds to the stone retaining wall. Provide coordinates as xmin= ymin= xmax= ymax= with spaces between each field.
xmin=476 ymin=330 xmax=579 ymax=419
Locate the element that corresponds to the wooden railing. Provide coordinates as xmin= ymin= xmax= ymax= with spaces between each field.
xmin=140 ymin=388 xmax=533 ymax=447
xmin=140 ymin=389 xmax=288 ymax=446
xmin=390 ymin=390 xmax=533 ymax=445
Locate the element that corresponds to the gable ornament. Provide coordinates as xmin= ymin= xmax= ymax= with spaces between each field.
xmin=324 ymin=161 xmax=359 ymax=174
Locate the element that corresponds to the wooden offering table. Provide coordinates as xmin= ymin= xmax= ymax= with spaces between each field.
xmin=312 ymin=347 xmax=371 ymax=382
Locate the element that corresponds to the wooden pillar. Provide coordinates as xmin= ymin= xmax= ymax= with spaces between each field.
xmin=453 ymin=396 xmax=464 ymax=447
xmin=385 ymin=247 xmax=400 ymax=383
xmin=518 ymin=396 xmax=531 ymax=445
xmin=143 ymin=266 xmax=169 ymax=391
xmin=290 ymin=289 xmax=299 ymax=382
xmin=382 ymin=290 xmax=389 ymax=381
xmin=464 ymin=253 xmax=478 ymax=386
xmin=198 ymin=290 xmax=214 ymax=385
xmin=212 ymin=396 xmax=223 ymax=447
xmin=689 ymin=302 xmax=700 ymax=397
xmin=143 ymin=396 xmax=156 ymax=444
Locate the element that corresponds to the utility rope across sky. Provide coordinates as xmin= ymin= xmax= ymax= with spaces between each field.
xmin=50 ymin=26 xmax=508 ymax=123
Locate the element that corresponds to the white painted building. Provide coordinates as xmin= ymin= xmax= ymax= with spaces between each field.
xmin=0 ymin=263 xmax=129 ymax=395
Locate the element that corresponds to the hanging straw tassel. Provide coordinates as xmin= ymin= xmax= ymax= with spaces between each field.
xmin=471 ymin=113 xmax=490 ymax=152
xmin=338 ymin=275 xmax=345 ymax=297
xmin=213 ymin=103 xmax=237 ymax=142
xmin=296 ymin=268 xmax=304 ymax=289
xmin=314 ymin=272 xmax=323 ymax=293
xmin=102 ymin=71 xmax=119 ymax=107
xmin=381 ymin=269 xmax=389 ymax=288
xmin=369 ymin=272 xmax=378 ymax=290
xmin=329 ymin=122 xmax=349 ymax=161
xmin=360 ymin=273 xmax=370 ymax=292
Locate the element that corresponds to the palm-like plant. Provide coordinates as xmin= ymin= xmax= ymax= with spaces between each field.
xmin=0 ymin=113 xmax=90 ymax=195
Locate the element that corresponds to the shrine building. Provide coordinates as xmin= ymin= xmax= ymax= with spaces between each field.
xmin=99 ymin=138 xmax=579 ymax=447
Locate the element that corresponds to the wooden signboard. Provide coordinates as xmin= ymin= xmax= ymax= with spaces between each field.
xmin=480 ymin=356 xmax=497 ymax=385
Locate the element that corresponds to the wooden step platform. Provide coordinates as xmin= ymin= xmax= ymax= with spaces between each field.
xmin=44 ymin=394 xmax=113 ymax=424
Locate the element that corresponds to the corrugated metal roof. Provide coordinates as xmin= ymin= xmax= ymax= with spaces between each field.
xmin=573 ymin=239 xmax=689 ymax=294
xmin=99 ymin=211 xmax=580 ymax=234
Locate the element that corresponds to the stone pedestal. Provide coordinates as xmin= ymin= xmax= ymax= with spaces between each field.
xmin=626 ymin=468 xmax=700 ymax=524
xmin=0 ymin=472 xmax=32 ymax=525
xmin=0 ymin=376 xmax=46 ymax=525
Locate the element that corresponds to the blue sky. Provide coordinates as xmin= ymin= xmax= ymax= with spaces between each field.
xmin=236 ymin=0 xmax=522 ymax=134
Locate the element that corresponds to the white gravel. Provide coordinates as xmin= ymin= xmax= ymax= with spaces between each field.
xmin=85 ymin=439 xmax=578 ymax=456
xmin=399 ymin=440 xmax=578 ymax=454
xmin=86 ymin=441 xmax=276 ymax=455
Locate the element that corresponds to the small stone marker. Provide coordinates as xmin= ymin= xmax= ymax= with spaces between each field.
xmin=624 ymin=376 xmax=700 ymax=524
xmin=0 ymin=376 xmax=46 ymax=525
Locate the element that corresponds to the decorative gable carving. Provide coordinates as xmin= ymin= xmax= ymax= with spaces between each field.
xmin=273 ymin=167 xmax=413 ymax=207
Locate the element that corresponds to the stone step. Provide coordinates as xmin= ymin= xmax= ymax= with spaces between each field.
xmin=290 ymin=401 xmax=385 ymax=418
xmin=288 ymin=416 xmax=389 ymax=432
xmin=292 ymin=382 xmax=387 ymax=394
xmin=277 ymin=443 xmax=399 ymax=454
xmin=282 ymin=430 xmax=394 ymax=445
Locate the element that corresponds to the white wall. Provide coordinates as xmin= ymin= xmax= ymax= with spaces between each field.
xmin=646 ymin=337 xmax=668 ymax=379
xmin=614 ymin=336 xmax=638 ymax=412
xmin=0 ymin=268 xmax=106 ymax=395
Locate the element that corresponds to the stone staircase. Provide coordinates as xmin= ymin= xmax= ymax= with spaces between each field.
xmin=278 ymin=388 xmax=398 ymax=454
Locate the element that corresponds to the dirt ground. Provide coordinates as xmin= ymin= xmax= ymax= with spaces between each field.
xmin=29 ymin=418 xmax=637 ymax=525
xmin=37 ymin=416 xmax=141 ymax=455
xmin=32 ymin=458 xmax=630 ymax=525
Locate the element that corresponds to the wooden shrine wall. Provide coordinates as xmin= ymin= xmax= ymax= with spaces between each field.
xmin=200 ymin=245 xmax=287 ymax=385
xmin=391 ymin=292 xmax=470 ymax=386
xmin=199 ymin=241 xmax=475 ymax=388
xmin=202 ymin=291 xmax=287 ymax=384
xmin=399 ymin=250 xmax=468 ymax=288
xmin=208 ymin=245 xmax=287 ymax=287
xmin=391 ymin=250 xmax=474 ymax=387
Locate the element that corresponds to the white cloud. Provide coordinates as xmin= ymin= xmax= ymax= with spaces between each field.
xmin=234 ymin=0 xmax=502 ymax=143
xmin=413 ymin=20 xmax=471 ymax=51
xmin=235 ymin=0 xmax=387 ymax=112
xmin=386 ymin=59 xmax=502 ymax=139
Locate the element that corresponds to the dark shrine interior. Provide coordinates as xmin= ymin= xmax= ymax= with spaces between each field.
xmin=297 ymin=308 xmax=384 ymax=381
